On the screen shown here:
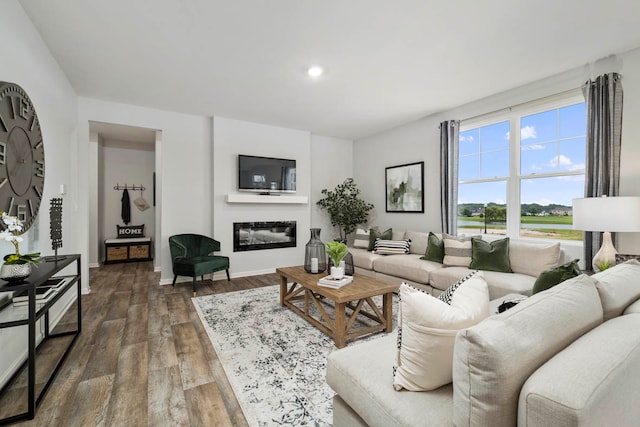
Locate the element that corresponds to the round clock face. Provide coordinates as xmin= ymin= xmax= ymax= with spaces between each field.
xmin=0 ymin=82 xmax=45 ymax=232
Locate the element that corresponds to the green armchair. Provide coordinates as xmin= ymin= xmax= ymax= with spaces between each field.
xmin=169 ymin=234 xmax=230 ymax=296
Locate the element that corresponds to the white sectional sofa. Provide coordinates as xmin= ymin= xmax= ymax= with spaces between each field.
xmin=350 ymin=230 xmax=567 ymax=299
xmin=326 ymin=260 xmax=640 ymax=427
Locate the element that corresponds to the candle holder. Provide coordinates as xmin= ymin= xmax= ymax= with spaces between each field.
xmin=304 ymin=228 xmax=327 ymax=273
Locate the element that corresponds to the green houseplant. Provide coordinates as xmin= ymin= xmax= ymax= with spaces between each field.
xmin=316 ymin=178 xmax=374 ymax=242
xmin=325 ymin=241 xmax=348 ymax=279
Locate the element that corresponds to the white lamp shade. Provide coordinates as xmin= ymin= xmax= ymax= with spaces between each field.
xmin=572 ymin=196 xmax=640 ymax=232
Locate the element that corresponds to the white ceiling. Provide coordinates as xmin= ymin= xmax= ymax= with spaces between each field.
xmin=19 ymin=0 xmax=640 ymax=140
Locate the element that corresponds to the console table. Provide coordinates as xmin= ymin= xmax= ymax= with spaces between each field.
xmin=0 ymin=255 xmax=81 ymax=425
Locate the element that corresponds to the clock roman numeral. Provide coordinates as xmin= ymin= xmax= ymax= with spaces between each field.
xmin=28 ymin=200 xmax=34 ymax=217
xmin=7 ymin=197 xmax=14 ymax=215
xmin=0 ymin=142 xmax=5 ymax=165
xmin=0 ymin=179 xmax=6 ymax=189
xmin=29 ymin=114 xmax=39 ymax=132
xmin=33 ymin=186 xmax=42 ymax=198
xmin=18 ymin=97 xmax=29 ymax=120
xmin=34 ymin=160 xmax=44 ymax=178
xmin=0 ymin=112 xmax=7 ymax=133
xmin=34 ymin=140 xmax=43 ymax=150
xmin=17 ymin=205 xmax=27 ymax=222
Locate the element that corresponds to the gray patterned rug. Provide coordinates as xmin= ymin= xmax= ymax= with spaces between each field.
xmin=192 ymin=285 xmax=397 ymax=427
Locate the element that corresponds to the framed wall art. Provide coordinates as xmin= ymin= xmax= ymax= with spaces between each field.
xmin=385 ymin=161 xmax=424 ymax=213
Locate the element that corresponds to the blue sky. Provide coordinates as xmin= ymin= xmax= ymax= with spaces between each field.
xmin=458 ymin=103 xmax=586 ymax=207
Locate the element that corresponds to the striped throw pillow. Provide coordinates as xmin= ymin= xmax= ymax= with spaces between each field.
xmin=442 ymin=234 xmax=474 ymax=267
xmin=353 ymin=227 xmax=370 ymax=249
xmin=374 ymin=239 xmax=411 ymax=255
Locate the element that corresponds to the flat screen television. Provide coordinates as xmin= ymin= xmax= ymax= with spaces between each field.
xmin=238 ymin=155 xmax=296 ymax=193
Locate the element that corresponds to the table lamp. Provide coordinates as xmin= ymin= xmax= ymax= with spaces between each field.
xmin=572 ymin=196 xmax=640 ymax=271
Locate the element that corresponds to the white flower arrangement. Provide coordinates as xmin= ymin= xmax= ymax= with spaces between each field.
xmin=0 ymin=212 xmax=40 ymax=265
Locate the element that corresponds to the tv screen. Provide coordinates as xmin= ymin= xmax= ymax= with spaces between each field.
xmin=238 ymin=155 xmax=296 ymax=193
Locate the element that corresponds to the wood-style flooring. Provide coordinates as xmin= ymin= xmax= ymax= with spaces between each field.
xmin=0 ymin=261 xmax=278 ymax=426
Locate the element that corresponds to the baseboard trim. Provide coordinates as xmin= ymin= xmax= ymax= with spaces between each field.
xmin=89 ymin=263 xmax=100 ymax=269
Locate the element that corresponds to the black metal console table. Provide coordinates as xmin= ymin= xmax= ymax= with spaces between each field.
xmin=0 ymin=255 xmax=81 ymax=425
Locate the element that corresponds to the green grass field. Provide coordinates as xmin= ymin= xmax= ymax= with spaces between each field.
xmin=457 ymin=216 xmax=582 ymax=241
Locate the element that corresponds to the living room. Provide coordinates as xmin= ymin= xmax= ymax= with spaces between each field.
xmin=2 ymin=0 xmax=640 ymax=425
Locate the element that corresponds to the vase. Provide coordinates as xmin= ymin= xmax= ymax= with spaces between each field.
xmin=330 ymin=266 xmax=345 ymax=280
xmin=328 ymin=253 xmax=354 ymax=276
xmin=0 ymin=263 xmax=32 ymax=283
xmin=304 ymin=228 xmax=327 ymax=274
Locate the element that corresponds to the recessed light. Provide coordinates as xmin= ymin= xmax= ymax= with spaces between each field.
xmin=307 ymin=65 xmax=324 ymax=78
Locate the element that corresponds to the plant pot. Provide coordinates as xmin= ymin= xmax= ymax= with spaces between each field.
xmin=331 ymin=266 xmax=344 ymax=280
xmin=0 ymin=263 xmax=32 ymax=283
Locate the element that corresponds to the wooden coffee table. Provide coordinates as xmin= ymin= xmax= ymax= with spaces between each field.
xmin=276 ymin=266 xmax=398 ymax=348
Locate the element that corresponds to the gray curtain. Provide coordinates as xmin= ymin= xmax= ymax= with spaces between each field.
xmin=440 ymin=120 xmax=460 ymax=234
xmin=582 ymin=73 xmax=623 ymax=270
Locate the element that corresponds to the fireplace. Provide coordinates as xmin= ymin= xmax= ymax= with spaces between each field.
xmin=233 ymin=221 xmax=297 ymax=252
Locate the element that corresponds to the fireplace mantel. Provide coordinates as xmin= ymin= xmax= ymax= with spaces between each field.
xmin=226 ymin=194 xmax=308 ymax=204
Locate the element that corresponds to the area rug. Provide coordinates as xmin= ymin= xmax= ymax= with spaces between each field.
xmin=192 ymin=285 xmax=397 ymax=426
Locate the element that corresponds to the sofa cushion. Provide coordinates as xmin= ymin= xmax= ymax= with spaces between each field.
xmin=437 ymin=270 xmax=480 ymax=305
xmin=623 ymin=298 xmax=640 ymax=315
xmin=421 ymin=232 xmax=444 ymax=263
xmin=508 ymin=240 xmax=561 ymax=277
xmin=393 ymin=276 xmax=490 ymax=391
xmin=592 ymin=259 xmax=640 ymax=320
xmin=352 ymin=227 xmax=370 ymax=249
xmin=374 ymin=239 xmax=411 ymax=255
xmin=519 ymin=315 xmax=640 ymax=427
xmin=531 ymin=258 xmax=581 ymax=295
xmin=443 ymin=234 xmax=473 ymax=267
xmin=350 ymin=247 xmax=384 ymax=270
xmin=327 ymin=334 xmax=454 ymax=427
xmin=469 ymin=237 xmax=512 ymax=273
xmin=481 ymin=270 xmax=537 ymax=300
xmin=367 ymin=227 xmax=393 ymax=251
xmin=452 ymin=275 xmax=603 ymax=427
xmin=373 ymin=254 xmax=441 ymax=285
xmin=405 ymin=230 xmax=428 ymax=255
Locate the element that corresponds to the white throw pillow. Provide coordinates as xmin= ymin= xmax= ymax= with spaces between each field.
xmin=442 ymin=234 xmax=474 ymax=267
xmin=393 ymin=273 xmax=490 ymax=392
xmin=352 ymin=227 xmax=370 ymax=249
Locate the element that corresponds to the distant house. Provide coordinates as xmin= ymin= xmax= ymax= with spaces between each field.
xmin=551 ymin=208 xmax=572 ymax=216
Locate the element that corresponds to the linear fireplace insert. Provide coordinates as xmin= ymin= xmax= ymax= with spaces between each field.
xmin=233 ymin=221 xmax=297 ymax=252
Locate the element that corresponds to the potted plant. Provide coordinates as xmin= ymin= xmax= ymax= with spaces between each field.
xmin=326 ymin=241 xmax=348 ymax=279
xmin=316 ymin=178 xmax=374 ymax=242
xmin=0 ymin=212 xmax=40 ymax=282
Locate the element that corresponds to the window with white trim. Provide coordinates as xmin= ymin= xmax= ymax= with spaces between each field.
xmin=457 ymin=92 xmax=586 ymax=241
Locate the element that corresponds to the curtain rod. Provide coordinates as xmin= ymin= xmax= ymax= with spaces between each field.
xmin=460 ymin=87 xmax=583 ymax=124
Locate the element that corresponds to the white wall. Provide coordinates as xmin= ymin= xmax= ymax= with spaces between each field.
xmin=100 ymin=141 xmax=155 ymax=260
xmin=0 ymin=0 xmax=80 ymax=389
xmin=212 ymin=117 xmax=312 ymax=277
xmin=79 ymin=98 xmax=211 ymax=283
xmin=353 ymin=48 xmax=640 ymax=257
xmin=310 ymin=135 xmax=354 ymax=241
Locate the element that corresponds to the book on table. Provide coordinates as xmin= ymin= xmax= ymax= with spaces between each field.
xmin=318 ymin=275 xmax=353 ymax=288
xmin=12 ymin=286 xmax=56 ymax=306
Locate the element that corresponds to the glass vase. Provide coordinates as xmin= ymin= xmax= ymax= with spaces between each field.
xmin=304 ymin=228 xmax=327 ymax=274
xmin=328 ymin=252 xmax=354 ymax=276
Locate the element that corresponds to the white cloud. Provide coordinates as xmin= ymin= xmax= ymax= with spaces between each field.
xmin=494 ymin=198 xmax=505 ymax=204
xmin=520 ymin=125 xmax=537 ymax=140
xmin=545 ymin=154 xmax=572 ymax=168
xmin=460 ymin=135 xmax=475 ymax=142
xmin=505 ymin=131 xmax=510 ymax=140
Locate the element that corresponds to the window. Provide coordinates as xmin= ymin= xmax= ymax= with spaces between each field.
xmin=457 ymin=93 xmax=586 ymax=241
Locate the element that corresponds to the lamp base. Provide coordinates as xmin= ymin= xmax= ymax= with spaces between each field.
xmin=592 ymin=231 xmax=618 ymax=272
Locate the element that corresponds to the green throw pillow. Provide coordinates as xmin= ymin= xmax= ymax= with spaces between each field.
xmin=532 ymin=259 xmax=581 ymax=294
xmin=368 ymin=227 xmax=392 ymax=251
xmin=420 ymin=232 xmax=444 ymax=263
xmin=469 ymin=237 xmax=512 ymax=273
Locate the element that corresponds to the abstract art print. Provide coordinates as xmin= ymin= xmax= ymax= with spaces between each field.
xmin=385 ymin=161 xmax=424 ymax=213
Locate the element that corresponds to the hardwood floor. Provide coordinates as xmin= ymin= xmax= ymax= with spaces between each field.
xmin=1 ymin=261 xmax=278 ymax=426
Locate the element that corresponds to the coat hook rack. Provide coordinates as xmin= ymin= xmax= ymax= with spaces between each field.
xmin=114 ymin=184 xmax=146 ymax=191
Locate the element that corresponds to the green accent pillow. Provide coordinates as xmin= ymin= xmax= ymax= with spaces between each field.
xmin=532 ymin=259 xmax=581 ymax=294
xmin=420 ymin=232 xmax=444 ymax=263
xmin=469 ymin=237 xmax=512 ymax=273
xmin=367 ymin=227 xmax=392 ymax=251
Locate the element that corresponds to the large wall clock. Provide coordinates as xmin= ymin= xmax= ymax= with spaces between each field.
xmin=0 ymin=82 xmax=45 ymax=232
